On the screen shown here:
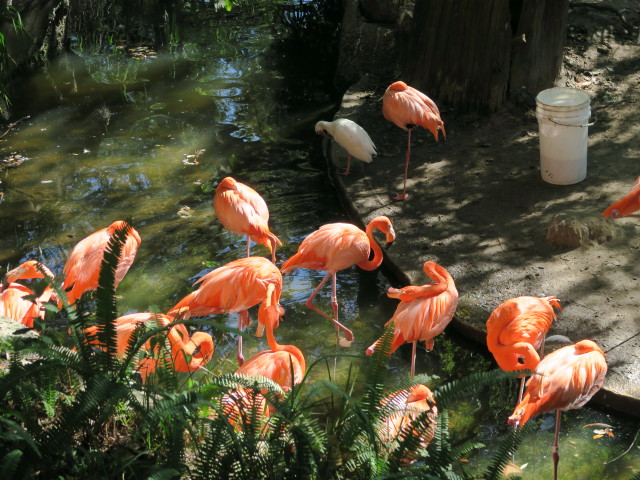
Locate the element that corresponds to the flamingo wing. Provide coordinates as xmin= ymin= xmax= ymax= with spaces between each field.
xmin=331 ymin=119 xmax=377 ymax=163
xmin=0 ymin=284 xmax=42 ymax=328
xmin=281 ymin=223 xmax=369 ymax=273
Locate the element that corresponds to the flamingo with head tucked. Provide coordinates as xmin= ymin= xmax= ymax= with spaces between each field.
xmin=280 ymin=216 xmax=396 ymax=346
xmin=61 ymin=220 xmax=141 ymax=306
xmin=213 ymin=176 xmax=281 ymax=263
xmin=508 ymin=339 xmax=607 ymax=480
xmin=366 ymin=261 xmax=457 ymax=375
xmin=315 ymin=118 xmax=376 ymax=176
xmin=167 ymin=256 xmax=283 ymax=366
xmin=382 ymin=81 xmax=445 ymax=201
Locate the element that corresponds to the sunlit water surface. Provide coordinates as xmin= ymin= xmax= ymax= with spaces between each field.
xmin=0 ymin=5 xmax=638 ymax=478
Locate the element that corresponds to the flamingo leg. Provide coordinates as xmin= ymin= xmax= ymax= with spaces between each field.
xmin=553 ymin=410 xmax=561 ymax=480
xmin=305 ymin=272 xmax=354 ymax=342
xmin=237 ymin=311 xmax=250 ymax=366
xmin=338 ymin=155 xmax=352 ymax=176
xmin=410 ymin=340 xmax=417 ymax=376
xmin=245 ymin=236 xmax=251 ymax=258
xmin=394 ymin=129 xmax=412 ymax=201
xmin=268 ymin=234 xmax=278 ymax=263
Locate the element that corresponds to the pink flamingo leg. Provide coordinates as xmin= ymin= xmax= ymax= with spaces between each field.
xmin=245 ymin=236 xmax=251 ymax=258
xmin=410 ymin=340 xmax=417 ymax=376
xmin=237 ymin=310 xmax=250 ymax=366
xmin=394 ymin=129 xmax=412 ymax=201
xmin=305 ymin=272 xmax=354 ymax=342
xmin=553 ymin=410 xmax=561 ymax=480
xmin=338 ymin=155 xmax=352 ymax=176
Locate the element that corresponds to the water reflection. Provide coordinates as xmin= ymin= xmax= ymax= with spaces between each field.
xmin=0 ymin=4 xmax=638 ymax=478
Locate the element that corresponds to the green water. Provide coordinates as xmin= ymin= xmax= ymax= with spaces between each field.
xmin=1 ymin=3 xmax=638 ymax=478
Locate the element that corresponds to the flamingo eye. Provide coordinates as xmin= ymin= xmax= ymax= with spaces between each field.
xmin=612 ymin=209 xmax=620 ymax=219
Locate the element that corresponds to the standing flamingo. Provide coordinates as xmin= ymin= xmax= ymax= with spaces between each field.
xmin=382 ymin=81 xmax=446 ymax=201
xmin=315 ymin=118 xmax=377 ymax=176
xmin=235 ymin=283 xmax=305 ymax=392
xmin=280 ymin=216 xmax=396 ymax=346
xmin=602 ymin=176 xmax=640 ymax=218
xmin=213 ymin=176 xmax=282 ymax=263
xmin=61 ymin=220 xmax=141 ymax=306
xmin=508 ymin=339 xmax=607 ymax=480
xmin=378 ymin=384 xmax=438 ymax=464
xmin=167 ymin=256 xmax=283 ymax=366
xmin=366 ymin=261 xmax=458 ymax=376
xmin=84 ymin=312 xmax=214 ymax=382
xmin=1 ymin=261 xmax=55 ymax=328
xmin=486 ymin=296 xmax=562 ymax=402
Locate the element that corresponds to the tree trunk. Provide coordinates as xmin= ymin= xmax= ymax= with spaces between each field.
xmin=401 ymin=0 xmax=569 ymax=112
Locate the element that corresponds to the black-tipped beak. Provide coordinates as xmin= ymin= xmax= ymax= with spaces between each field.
xmin=384 ymin=240 xmax=394 ymax=249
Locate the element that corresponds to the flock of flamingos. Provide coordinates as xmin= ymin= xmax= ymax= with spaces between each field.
xmin=2 ymin=81 xmax=639 ymax=475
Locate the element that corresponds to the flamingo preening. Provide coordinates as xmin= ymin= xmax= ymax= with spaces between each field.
xmin=61 ymin=220 xmax=141 ymax=306
xmin=366 ymin=261 xmax=458 ymax=376
xmin=167 ymin=256 xmax=283 ymax=366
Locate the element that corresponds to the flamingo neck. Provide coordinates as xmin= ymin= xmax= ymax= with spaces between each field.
xmin=358 ymin=222 xmax=384 ymax=271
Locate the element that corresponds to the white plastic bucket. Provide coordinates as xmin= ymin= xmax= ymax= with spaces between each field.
xmin=536 ymin=87 xmax=592 ymax=185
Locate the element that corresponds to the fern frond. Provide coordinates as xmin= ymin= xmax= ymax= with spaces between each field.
xmin=482 ymin=421 xmax=537 ymax=480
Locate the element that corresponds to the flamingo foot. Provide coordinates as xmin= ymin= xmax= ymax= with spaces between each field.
xmin=338 ymin=337 xmax=353 ymax=348
xmin=237 ymin=352 xmax=245 ymax=366
xmin=393 ymin=192 xmax=408 ymax=201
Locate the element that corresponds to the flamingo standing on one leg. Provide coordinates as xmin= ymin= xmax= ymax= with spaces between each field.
xmin=382 ymin=81 xmax=446 ymax=201
xmin=378 ymin=384 xmax=438 ymax=464
xmin=366 ymin=261 xmax=458 ymax=376
xmin=235 ymin=283 xmax=305 ymax=392
xmin=602 ymin=176 xmax=640 ymax=218
xmin=61 ymin=220 xmax=141 ymax=306
xmin=213 ymin=176 xmax=282 ymax=263
xmin=486 ymin=296 xmax=562 ymax=403
xmin=167 ymin=256 xmax=283 ymax=366
xmin=508 ymin=339 xmax=607 ymax=480
xmin=280 ymin=216 xmax=396 ymax=347
xmin=84 ymin=312 xmax=214 ymax=382
xmin=1 ymin=261 xmax=55 ymax=328
xmin=315 ymin=118 xmax=377 ymax=176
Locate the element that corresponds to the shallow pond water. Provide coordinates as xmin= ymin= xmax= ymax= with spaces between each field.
xmin=1 ymin=3 xmax=638 ymax=478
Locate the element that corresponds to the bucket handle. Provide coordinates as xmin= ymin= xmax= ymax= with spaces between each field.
xmin=546 ymin=113 xmax=596 ymax=128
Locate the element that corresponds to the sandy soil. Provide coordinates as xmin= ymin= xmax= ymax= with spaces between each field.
xmin=331 ymin=1 xmax=640 ymax=414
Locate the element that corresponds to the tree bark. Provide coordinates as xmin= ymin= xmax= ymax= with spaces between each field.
xmin=401 ymin=0 xmax=569 ymax=112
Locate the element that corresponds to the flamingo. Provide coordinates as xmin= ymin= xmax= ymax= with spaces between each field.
xmin=486 ymin=296 xmax=562 ymax=402
xmin=508 ymin=339 xmax=607 ymax=480
xmin=213 ymin=176 xmax=282 ymax=263
xmin=382 ymin=81 xmax=446 ymax=201
xmin=1 ymin=261 xmax=55 ymax=328
xmin=84 ymin=312 xmax=214 ymax=382
xmin=366 ymin=261 xmax=458 ymax=376
xmin=61 ymin=220 xmax=141 ymax=306
xmin=280 ymin=216 xmax=396 ymax=346
xmin=235 ymin=283 xmax=305 ymax=392
xmin=220 ymin=387 xmax=270 ymax=434
xmin=378 ymin=384 xmax=438 ymax=464
xmin=602 ymin=176 xmax=640 ymax=218
xmin=315 ymin=118 xmax=377 ymax=176
xmin=167 ymin=256 xmax=283 ymax=366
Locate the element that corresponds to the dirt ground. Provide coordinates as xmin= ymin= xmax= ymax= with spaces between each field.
xmin=330 ymin=1 xmax=640 ymax=414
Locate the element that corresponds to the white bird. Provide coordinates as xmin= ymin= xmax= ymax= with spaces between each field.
xmin=315 ymin=118 xmax=377 ymax=176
